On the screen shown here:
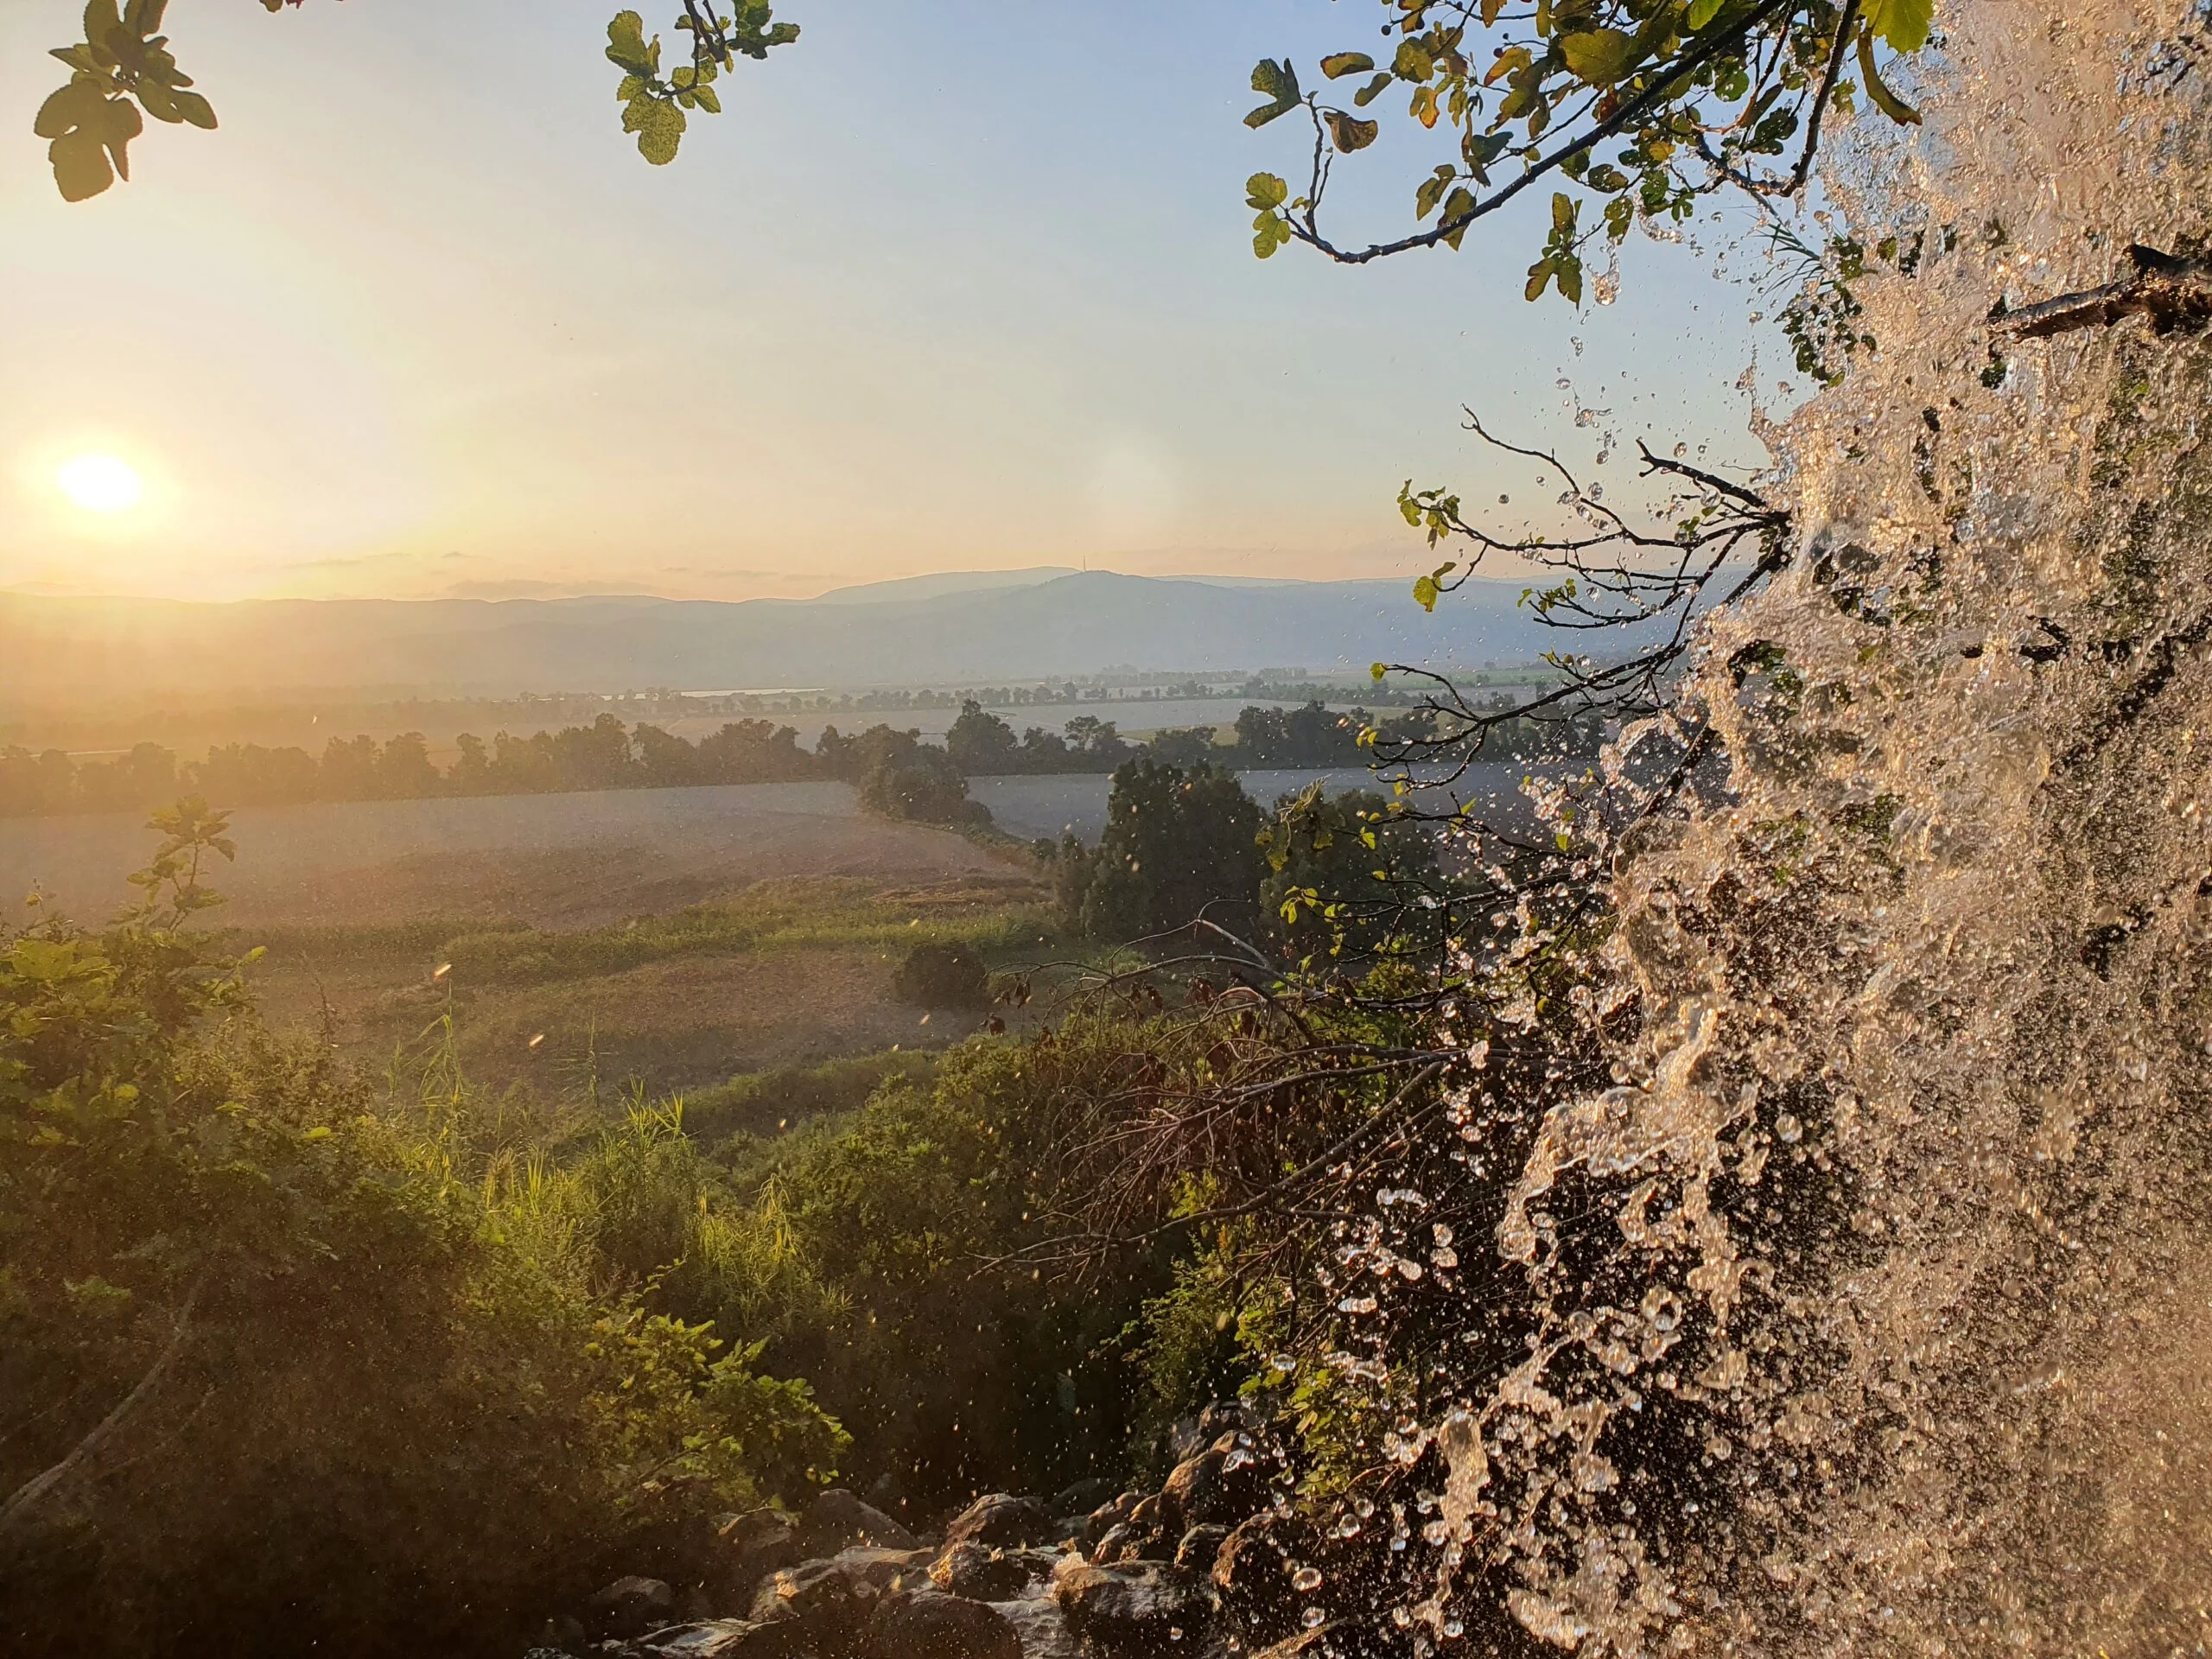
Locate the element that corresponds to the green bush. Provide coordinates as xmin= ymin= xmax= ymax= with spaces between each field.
xmin=0 ymin=805 xmax=845 ymax=1658
xmin=892 ymin=941 xmax=988 ymax=1007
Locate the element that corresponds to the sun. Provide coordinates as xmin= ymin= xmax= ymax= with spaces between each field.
xmin=56 ymin=452 xmax=144 ymax=515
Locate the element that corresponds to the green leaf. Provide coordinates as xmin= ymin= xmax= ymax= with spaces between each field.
xmin=1552 ymin=191 xmax=1576 ymax=234
xmin=1323 ymin=110 xmax=1379 ymax=153
xmin=1352 ymin=72 xmax=1394 ymax=107
xmin=49 ymin=129 xmax=114 ymax=200
xmin=1526 ymin=256 xmax=1556 ymax=301
xmin=625 ymin=93 xmax=685 ymax=164
xmin=691 ymin=83 xmax=722 ymax=115
xmin=34 ymin=80 xmax=100 ymax=141
xmin=1392 ymin=40 xmax=1433 ymax=81
xmin=606 ymin=10 xmax=659 ymax=76
xmin=1857 ymin=26 xmax=1922 ymax=124
xmin=1686 ymin=0 xmax=1725 ymax=26
xmin=1556 ymin=254 xmax=1584 ymax=304
xmin=1413 ymin=575 xmax=1440 ymax=613
xmin=1560 ymin=29 xmax=1644 ymax=85
xmin=1370 ymin=662 xmax=1388 ymax=681
xmin=1866 ymin=0 xmax=1934 ymax=52
xmin=1244 ymin=57 xmax=1301 ymax=128
xmin=1245 ymin=170 xmax=1288 ymax=210
xmin=1319 ymin=52 xmax=1375 ymax=79
xmin=1462 ymin=128 xmax=1512 ymax=182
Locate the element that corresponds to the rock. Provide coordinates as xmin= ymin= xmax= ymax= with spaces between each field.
xmin=829 ymin=1545 xmax=931 ymax=1591
xmin=930 ymin=1541 xmax=1033 ymax=1601
xmin=1160 ymin=1435 xmax=1268 ymax=1529
xmin=1049 ymin=1557 xmax=1207 ymax=1656
xmin=1078 ymin=1491 xmax=1141 ymax=1548
xmin=1173 ymin=1524 xmax=1229 ymax=1573
xmin=944 ymin=1493 xmax=1058 ymax=1549
xmin=749 ymin=1558 xmax=868 ymax=1645
xmin=798 ymin=1489 xmax=920 ymax=1554
xmin=712 ymin=1513 xmax=802 ymax=1608
xmin=865 ymin=1587 xmax=1023 ymax=1659
xmin=1211 ymin=1514 xmax=1313 ymax=1649
xmin=627 ymin=1619 xmax=809 ymax=1658
xmin=585 ymin=1577 xmax=676 ymax=1641
xmin=988 ymin=1598 xmax=1083 ymax=1659
xmin=1048 ymin=1477 xmax=1118 ymax=1519
xmin=536 ymin=1612 xmax=589 ymax=1655
xmin=1128 ymin=1492 xmax=1172 ymax=1532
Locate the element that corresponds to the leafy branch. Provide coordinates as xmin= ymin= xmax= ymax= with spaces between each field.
xmin=1243 ymin=0 xmax=1936 ymax=299
xmin=31 ymin=1 xmax=802 ymax=200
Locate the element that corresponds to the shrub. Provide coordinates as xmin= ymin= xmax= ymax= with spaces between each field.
xmin=892 ymin=941 xmax=988 ymax=1007
xmin=0 ymin=805 xmax=845 ymax=1658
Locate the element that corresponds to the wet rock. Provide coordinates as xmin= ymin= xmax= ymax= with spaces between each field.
xmin=626 ymin=1619 xmax=808 ymax=1658
xmin=1210 ymin=1514 xmax=1313 ymax=1650
xmin=930 ymin=1541 xmax=1033 ymax=1601
xmin=1173 ymin=1524 xmax=1229 ymax=1573
xmin=1049 ymin=1556 xmax=1206 ymax=1655
xmin=534 ymin=1611 xmax=590 ymax=1655
xmin=988 ymin=1598 xmax=1082 ymax=1659
xmin=585 ymin=1576 xmax=676 ymax=1640
xmin=828 ymin=1545 xmax=931 ymax=1592
xmin=748 ymin=1558 xmax=868 ymax=1647
xmin=797 ymin=1489 xmax=919 ymax=1554
xmin=712 ymin=1512 xmax=802 ymax=1607
xmin=1160 ymin=1435 xmax=1266 ymax=1529
xmin=865 ymin=1587 xmax=1023 ymax=1659
xmin=1048 ymin=1477 xmax=1118 ymax=1519
xmin=1078 ymin=1491 xmax=1141 ymax=1548
xmin=944 ymin=1492 xmax=1058 ymax=1549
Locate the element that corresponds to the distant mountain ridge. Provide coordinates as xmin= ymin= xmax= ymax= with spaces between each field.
xmin=0 ymin=571 xmax=1549 ymax=702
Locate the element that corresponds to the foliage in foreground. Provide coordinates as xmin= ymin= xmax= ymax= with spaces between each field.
xmin=0 ymin=804 xmax=842 ymax=1657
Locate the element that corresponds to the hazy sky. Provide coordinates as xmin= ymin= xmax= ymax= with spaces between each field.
xmin=1 ymin=0 xmax=1792 ymax=602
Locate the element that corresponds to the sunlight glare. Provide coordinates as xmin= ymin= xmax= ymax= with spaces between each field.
xmin=56 ymin=452 xmax=144 ymax=515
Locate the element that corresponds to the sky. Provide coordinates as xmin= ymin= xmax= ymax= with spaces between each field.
xmin=0 ymin=0 xmax=1796 ymax=603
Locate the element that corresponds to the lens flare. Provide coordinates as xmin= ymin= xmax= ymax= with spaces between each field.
xmin=56 ymin=453 xmax=144 ymax=514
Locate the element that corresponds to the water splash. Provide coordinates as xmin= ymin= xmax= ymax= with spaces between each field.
xmin=1292 ymin=1 xmax=2212 ymax=1650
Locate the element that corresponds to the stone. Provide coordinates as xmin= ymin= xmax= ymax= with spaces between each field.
xmin=865 ymin=1587 xmax=1023 ymax=1659
xmin=585 ymin=1576 xmax=676 ymax=1641
xmin=1159 ymin=1436 xmax=1266 ymax=1529
xmin=797 ymin=1488 xmax=920 ymax=1554
xmin=536 ymin=1612 xmax=588 ymax=1655
xmin=1049 ymin=1557 xmax=1207 ymax=1656
xmin=1210 ymin=1514 xmax=1313 ymax=1650
xmin=829 ymin=1545 xmax=931 ymax=1591
xmin=944 ymin=1493 xmax=1058 ymax=1549
xmin=930 ymin=1541 xmax=1033 ymax=1601
xmin=1078 ymin=1491 xmax=1141 ymax=1548
xmin=628 ymin=1619 xmax=810 ymax=1658
xmin=749 ymin=1558 xmax=867 ymax=1643
xmin=713 ymin=1513 xmax=802 ymax=1608
xmin=1048 ymin=1477 xmax=1118 ymax=1519
xmin=988 ymin=1598 xmax=1083 ymax=1659
xmin=1173 ymin=1524 xmax=1229 ymax=1573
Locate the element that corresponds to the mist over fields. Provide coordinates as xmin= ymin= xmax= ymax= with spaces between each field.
xmin=0 ymin=569 xmax=1550 ymax=702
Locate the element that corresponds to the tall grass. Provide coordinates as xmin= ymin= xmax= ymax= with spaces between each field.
xmin=429 ymin=876 xmax=1052 ymax=986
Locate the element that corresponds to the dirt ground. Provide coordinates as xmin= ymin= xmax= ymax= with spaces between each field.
xmin=0 ymin=783 xmax=1055 ymax=1102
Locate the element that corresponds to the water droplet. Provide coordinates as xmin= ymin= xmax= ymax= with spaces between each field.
xmin=1775 ymin=1113 xmax=1803 ymax=1143
xmin=1293 ymin=1566 xmax=1325 ymax=1592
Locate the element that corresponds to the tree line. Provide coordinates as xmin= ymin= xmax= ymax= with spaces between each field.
xmin=0 ymin=699 xmax=1603 ymax=821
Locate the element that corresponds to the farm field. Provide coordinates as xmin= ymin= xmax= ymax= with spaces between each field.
xmin=0 ymin=761 xmax=1537 ymax=1107
xmin=0 ymin=781 xmax=1052 ymax=1103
